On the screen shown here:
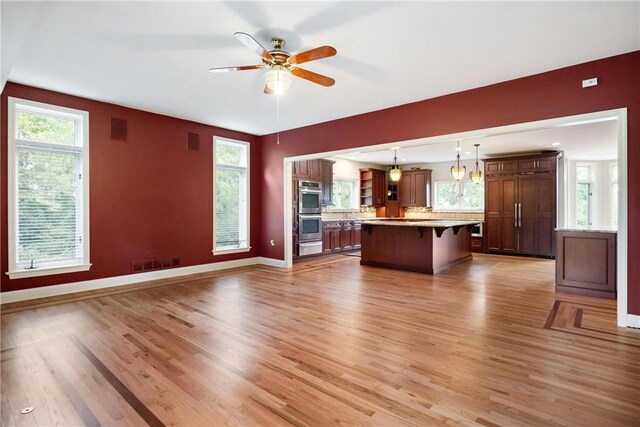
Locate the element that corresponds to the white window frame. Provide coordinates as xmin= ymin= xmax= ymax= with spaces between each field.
xmin=575 ymin=162 xmax=596 ymax=228
xmin=213 ymin=137 xmax=250 ymax=255
xmin=7 ymin=97 xmax=91 ymax=279
xmin=433 ymin=180 xmax=484 ymax=212
xmin=609 ymin=162 xmax=618 ymax=229
xmin=330 ymin=178 xmax=358 ymax=210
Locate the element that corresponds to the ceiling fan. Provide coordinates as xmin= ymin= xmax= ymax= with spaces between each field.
xmin=209 ymin=32 xmax=337 ymax=95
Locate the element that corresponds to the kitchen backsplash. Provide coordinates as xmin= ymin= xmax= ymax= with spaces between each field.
xmin=404 ymin=207 xmax=484 ymax=221
xmin=322 ymin=206 xmax=377 ymax=220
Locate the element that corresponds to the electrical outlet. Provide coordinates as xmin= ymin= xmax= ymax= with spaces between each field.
xmin=582 ymin=78 xmax=598 ymax=88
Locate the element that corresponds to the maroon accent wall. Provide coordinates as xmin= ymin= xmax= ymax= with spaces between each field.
xmin=259 ymin=51 xmax=640 ymax=315
xmin=1 ymin=83 xmax=262 ymax=292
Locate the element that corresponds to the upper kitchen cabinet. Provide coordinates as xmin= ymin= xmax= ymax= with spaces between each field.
xmin=360 ymin=168 xmax=386 ymax=207
xmin=399 ymin=169 xmax=432 ymax=208
xmin=321 ymin=160 xmax=335 ymax=205
xmin=293 ymin=159 xmax=322 ymax=181
xmin=485 ymin=159 xmax=519 ymax=176
xmin=518 ymin=155 xmax=557 ymax=174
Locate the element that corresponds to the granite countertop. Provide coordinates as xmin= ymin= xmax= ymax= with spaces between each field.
xmin=555 ymin=227 xmax=618 ymax=233
xmin=362 ymin=219 xmax=481 ymax=228
xmin=323 ymin=217 xmax=384 ymax=222
xmin=323 ymin=217 xmax=484 ymax=224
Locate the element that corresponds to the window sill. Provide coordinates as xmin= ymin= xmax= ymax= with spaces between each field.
xmin=212 ymin=247 xmax=251 ymax=256
xmin=6 ymin=263 xmax=92 ymax=280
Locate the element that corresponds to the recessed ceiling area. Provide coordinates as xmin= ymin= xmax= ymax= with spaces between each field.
xmin=335 ymin=119 xmax=618 ymax=165
xmin=2 ymin=1 xmax=638 ymax=135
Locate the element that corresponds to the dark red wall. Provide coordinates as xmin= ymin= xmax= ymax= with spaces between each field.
xmin=3 ymin=52 xmax=639 ymax=316
xmin=259 ymin=51 xmax=640 ymax=315
xmin=1 ymin=83 xmax=262 ymax=292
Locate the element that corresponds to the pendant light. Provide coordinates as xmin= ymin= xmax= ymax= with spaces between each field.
xmin=389 ymin=149 xmax=402 ymax=182
xmin=450 ymin=141 xmax=466 ymax=181
xmin=469 ymin=144 xmax=482 ymax=184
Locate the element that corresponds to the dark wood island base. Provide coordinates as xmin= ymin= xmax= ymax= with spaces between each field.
xmin=555 ymin=228 xmax=617 ymax=299
xmin=360 ymin=220 xmax=479 ymax=274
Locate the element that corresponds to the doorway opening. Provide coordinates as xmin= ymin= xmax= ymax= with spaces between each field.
xmin=283 ymin=108 xmax=628 ymax=326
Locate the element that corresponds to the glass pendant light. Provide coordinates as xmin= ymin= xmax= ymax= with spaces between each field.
xmin=450 ymin=141 xmax=466 ymax=181
xmin=469 ymin=143 xmax=482 ymax=184
xmin=263 ymin=65 xmax=292 ymax=95
xmin=389 ymin=149 xmax=402 ymax=182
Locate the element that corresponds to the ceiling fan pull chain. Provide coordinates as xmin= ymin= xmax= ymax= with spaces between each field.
xmin=276 ymin=95 xmax=281 ymax=144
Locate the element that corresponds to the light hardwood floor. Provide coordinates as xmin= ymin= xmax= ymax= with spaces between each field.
xmin=2 ymin=254 xmax=639 ymax=426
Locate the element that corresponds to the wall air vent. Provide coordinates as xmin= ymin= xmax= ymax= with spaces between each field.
xmin=110 ymin=117 xmax=128 ymax=141
xmin=187 ymin=132 xmax=200 ymax=151
xmin=131 ymin=258 xmax=180 ymax=273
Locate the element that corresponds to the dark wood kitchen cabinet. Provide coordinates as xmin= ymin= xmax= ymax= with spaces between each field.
xmin=293 ymin=159 xmax=322 ymax=181
xmin=322 ymin=220 xmax=362 ymax=253
xmin=321 ymin=160 xmax=335 ymax=205
xmin=485 ymin=176 xmax=518 ymax=253
xmin=518 ymin=157 xmax=556 ymax=174
xmin=360 ymin=168 xmax=386 ymax=207
xmin=556 ymin=230 xmax=617 ymax=299
xmin=341 ymin=222 xmax=353 ymax=251
xmin=484 ymin=153 xmax=557 ymax=257
xmin=485 ymin=159 xmax=519 ymax=176
xmin=322 ymin=221 xmax=341 ymax=253
xmin=399 ymin=169 xmax=432 ymax=208
xmin=471 ymin=236 xmax=484 ymax=253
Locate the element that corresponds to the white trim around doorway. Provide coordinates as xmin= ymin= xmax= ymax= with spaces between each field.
xmin=283 ymin=108 xmax=629 ymax=327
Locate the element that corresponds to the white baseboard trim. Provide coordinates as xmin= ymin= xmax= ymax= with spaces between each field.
xmin=257 ymin=257 xmax=288 ymax=268
xmin=627 ymin=314 xmax=640 ymax=329
xmin=1 ymin=256 xmax=289 ymax=304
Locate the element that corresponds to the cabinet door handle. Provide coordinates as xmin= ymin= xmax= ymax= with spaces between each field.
xmin=518 ymin=203 xmax=522 ymax=227
xmin=515 ymin=203 xmax=518 ymax=226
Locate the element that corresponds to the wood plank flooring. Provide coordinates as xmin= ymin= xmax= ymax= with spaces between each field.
xmin=2 ymin=254 xmax=639 ymax=426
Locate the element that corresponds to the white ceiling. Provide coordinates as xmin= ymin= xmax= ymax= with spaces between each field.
xmin=2 ymin=1 xmax=638 ymax=136
xmin=335 ymin=118 xmax=618 ymax=165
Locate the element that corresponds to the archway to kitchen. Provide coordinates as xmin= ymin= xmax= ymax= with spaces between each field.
xmin=282 ymin=108 xmax=628 ymax=326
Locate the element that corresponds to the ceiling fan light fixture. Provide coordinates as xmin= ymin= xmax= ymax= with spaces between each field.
xmin=264 ymin=65 xmax=292 ymax=95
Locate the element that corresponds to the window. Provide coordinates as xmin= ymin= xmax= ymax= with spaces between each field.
xmin=213 ymin=137 xmax=249 ymax=254
xmin=331 ymin=179 xmax=357 ymax=209
xmin=610 ymin=164 xmax=618 ymax=228
xmin=575 ymin=164 xmax=593 ymax=228
xmin=434 ymin=181 xmax=484 ymax=211
xmin=7 ymin=97 xmax=90 ymax=278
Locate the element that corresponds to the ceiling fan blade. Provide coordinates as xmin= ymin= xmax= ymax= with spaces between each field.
xmin=208 ymin=65 xmax=264 ymax=73
xmin=289 ymin=46 xmax=336 ymax=65
xmin=263 ymin=84 xmax=274 ymax=95
xmin=234 ymin=32 xmax=275 ymax=62
xmin=291 ymin=68 xmax=335 ymax=87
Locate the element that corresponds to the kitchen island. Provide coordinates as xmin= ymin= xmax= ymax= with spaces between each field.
xmin=360 ymin=220 xmax=480 ymax=274
xmin=555 ymin=228 xmax=617 ymax=298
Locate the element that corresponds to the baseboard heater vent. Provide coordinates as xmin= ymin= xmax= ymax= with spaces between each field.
xmin=132 ymin=258 xmax=180 ymax=273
